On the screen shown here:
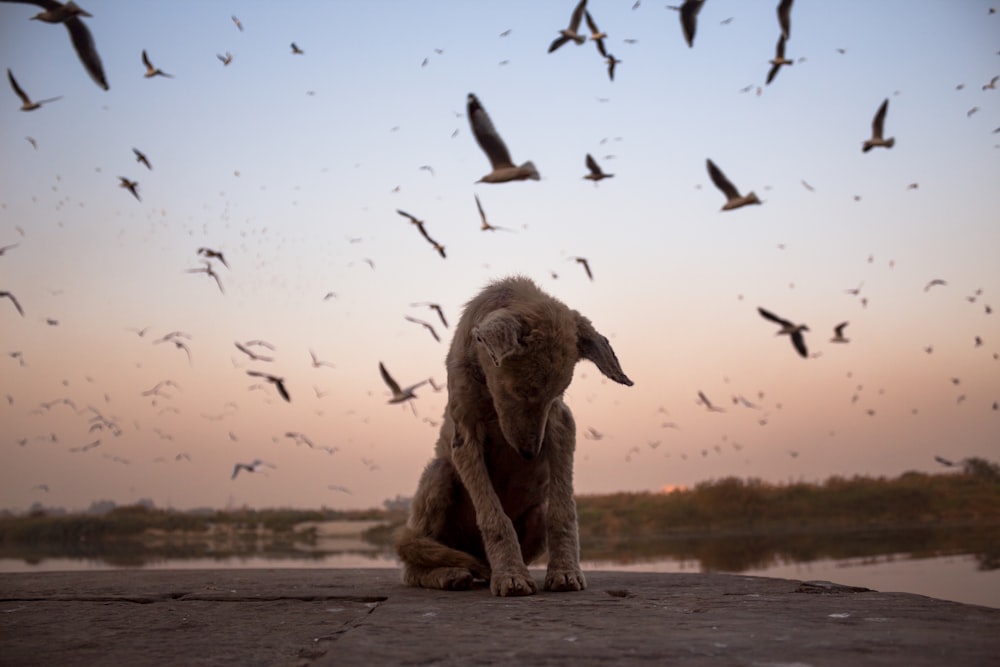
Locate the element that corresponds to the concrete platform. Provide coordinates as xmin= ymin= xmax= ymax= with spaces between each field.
xmin=1 ymin=569 xmax=997 ymax=666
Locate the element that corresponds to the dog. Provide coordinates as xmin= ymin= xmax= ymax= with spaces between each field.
xmin=395 ymin=276 xmax=632 ymax=596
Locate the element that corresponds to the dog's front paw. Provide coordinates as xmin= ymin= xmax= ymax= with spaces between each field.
xmin=490 ymin=569 xmax=538 ymax=597
xmin=544 ymin=568 xmax=586 ymax=592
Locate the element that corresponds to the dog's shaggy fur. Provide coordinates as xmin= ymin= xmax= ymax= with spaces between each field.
xmin=395 ymin=276 xmax=632 ymax=596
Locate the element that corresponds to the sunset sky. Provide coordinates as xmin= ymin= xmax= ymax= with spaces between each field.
xmin=1 ymin=1 xmax=997 ymax=513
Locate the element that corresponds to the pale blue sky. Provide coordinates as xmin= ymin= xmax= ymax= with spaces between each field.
xmin=1 ymin=1 xmax=998 ymax=512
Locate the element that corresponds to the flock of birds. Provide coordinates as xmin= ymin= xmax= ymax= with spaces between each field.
xmin=2 ymin=0 xmax=997 ymax=511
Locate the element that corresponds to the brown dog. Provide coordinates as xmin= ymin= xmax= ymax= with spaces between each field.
xmin=395 ymin=276 xmax=632 ymax=596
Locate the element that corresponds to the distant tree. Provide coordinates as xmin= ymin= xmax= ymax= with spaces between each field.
xmin=87 ymin=499 xmax=117 ymax=515
xmin=962 ymin=457 xmax=1000 ymax=483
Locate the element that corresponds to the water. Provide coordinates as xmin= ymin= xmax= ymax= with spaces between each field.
xmin=2 ymin=551 xmax=995 ymax=609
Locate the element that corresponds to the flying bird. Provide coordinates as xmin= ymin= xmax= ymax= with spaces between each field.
xmin=678 ymin=0 xmax=705 ymax=48
xmin=231 ymin=459 xmax=275 ymax=479
xmin=404 ymin=315 xmax=441 ymax=342
xmin=862 ymin=98 xmax=895 ymax=152
xmin=396 ymin=209 xmax=446 ymax=258
xmin=474 ymin=194 xmax=510 ymax=231
xmin=830 ymin=322 xmax=850 ymax=343
xmin=584 ymin=153 xmax=614 ymax=183
xmin=1 ymin=291 xmax=24 ymax=316
xmin=309 ymin=349 xmax=336 ymax=368
xmin=765 ymin=34 xmax=793 ymax=85
xmin=284 ymin=432 xmax=315 ymax=449
xmin=548 ymin=0 xmax=588 ymax=53
xmin=706 ymin=159 xmax=761 ymax=210
xmin=118 ymin=177 xmax=140 ymax=201
xmin=197 ymin=247 xmax=228 ymax=268
xmin=17 ymin=0 xmax=108 ymax=89
xmin=410 ymin=302 xmax=448 ymax=328
xmin=246 ymin=370 xmax=290 ymax=402
xmin=186 ymin=262 xmax=224 ymax=293
xmin=234 ymin=341 xmax=272 ymax=362
xmin=231 ymin=15 xmax=242 ymax=31
xmin=467 ymin=93 xmax=539 ymax=183
xmin=758 ymin=307 xmax=810 ymax=358
xmin=924 ymin=278 xmax=947 ymax=292
xmin=141 ymin=49 xmax=173 ymax=78
xmin=378 ymin=362 xmax=427 ymax=404
xmin=697 ymin=390 xmax=726 ymax=413
xmin=132 ymin=147 xmax=151 ymax=170
xmin=217 ymin=52 xmax=233 ymax=66
xmin=290 ymin=42 xmax=304 ymax=55
xmin=571 ymin=256 xmax=594 ymax=281
xmin=7 ymin=69 xmax=61 ymax=110
xmin=776 ymin=0 xmax=794 ymax=40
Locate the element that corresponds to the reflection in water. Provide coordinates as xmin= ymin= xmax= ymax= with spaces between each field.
xmin=2 ymin=523 xmax=997 ymax=608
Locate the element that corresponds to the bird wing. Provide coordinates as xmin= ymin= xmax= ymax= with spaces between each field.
xmin=379 ymin=362 xmax=402 ymax=395
xmin=567 ymin=0 xmax=588 ymax=32
xmin=7 ymin=69 xmax=30 ymax=105
xmin=234 ymin=342 xmax=254 ymax=358
xmin=431 ymin=304 xmax=448 ymax=328
xmin=834 ymin=321 xmax=848 ymax=337
xmin=790 ymin=330 xmax=809 ymax=358
xmin=273 ymin=379 xmax=290 ymax=402
xmin=403 ymin=379 xmax=429 ymax=394
xmin=679 ymin=0 xmax=703 ymax=47
xmin=467 ymin=93 xmax=515 ymax=169
xmin=548 ymin=34 xmax=571 ymax=53
xmin=474 ymin=194 xmax=486 ymax=223
xmin=774 ymin=33 xmax=786 ymax=60
xmin=777 ymin=0 xmax=793 ymax=40
xmin=871 ymin=98 xmax=888 ymax=139
xmin=757 ymin=307 xmax=792 ymax=327
xmin=765 ymin=62 xmax=781 ymax=85
xmin=585 ymin=153 xmax=602 ymax=177
xmin=64 ymin=15 xmax=108 ymax=89
xmin=1 ymin=291 xmax=24 ymax=316
xmin=697 ymin=390 xmax=712 ymax=407
xmin=706 ymin=159 xmax=741 ymax=199
xmin=396 ymin=209 xmax=419 ymax=224
xmin=142 ymin=49 xmax=152 ymax=69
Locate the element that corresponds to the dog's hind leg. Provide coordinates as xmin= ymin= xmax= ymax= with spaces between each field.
xmin=396 ymin=529 xmax=488 ymax=590
xmin=395 ymin=457 xmax=490 ymax=590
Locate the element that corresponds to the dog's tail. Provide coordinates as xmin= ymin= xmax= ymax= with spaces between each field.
xmin=394 ymin=525 xmax=490 ymax=578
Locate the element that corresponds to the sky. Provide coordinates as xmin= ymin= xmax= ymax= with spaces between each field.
xmin=1 ymin=1 xmax=998 ymax=513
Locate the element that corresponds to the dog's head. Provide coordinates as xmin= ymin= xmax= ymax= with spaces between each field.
xmin=471 ymin=303 xmax=632 ymax=460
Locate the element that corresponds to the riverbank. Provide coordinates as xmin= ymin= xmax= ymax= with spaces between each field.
xmin=2 ymin=568 xmax=998 ymax=666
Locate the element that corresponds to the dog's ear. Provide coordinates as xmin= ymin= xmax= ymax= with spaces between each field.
xmin=472 ymin=309 xmax=523 ymax=367
xmin=575 ymin=312 xmax=633 ymax=386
